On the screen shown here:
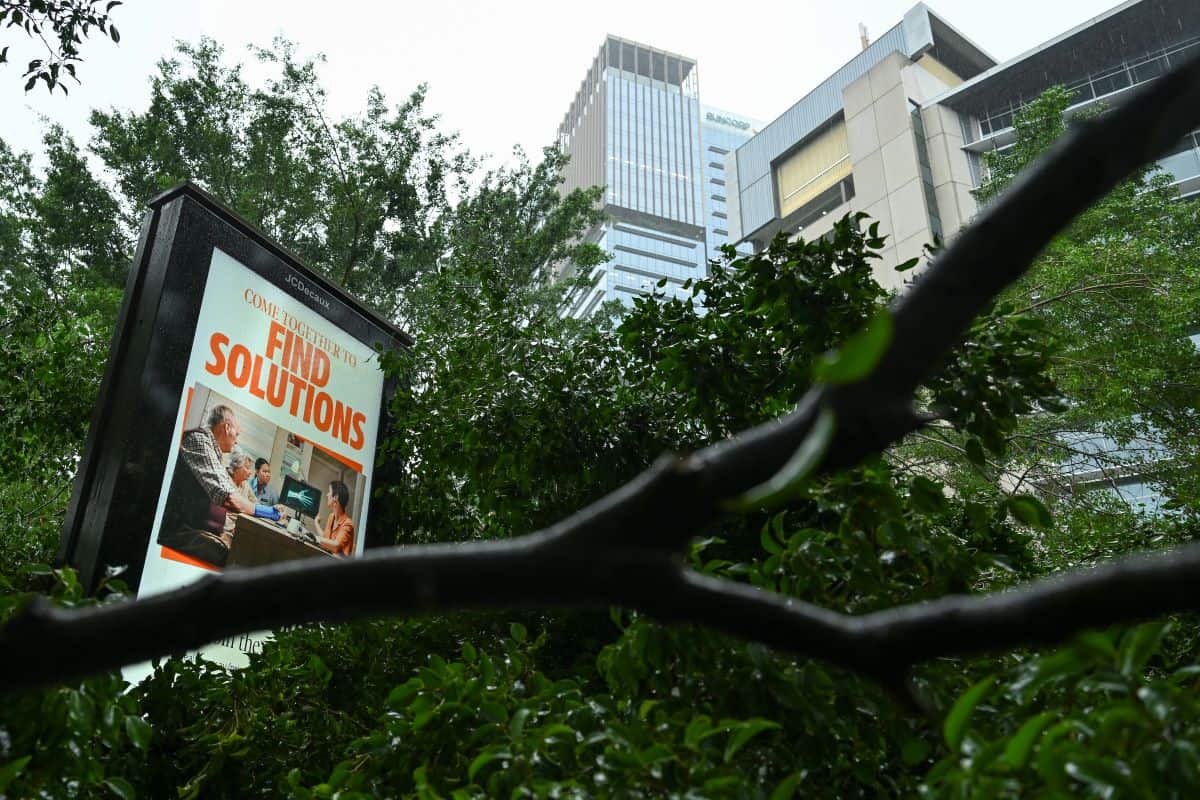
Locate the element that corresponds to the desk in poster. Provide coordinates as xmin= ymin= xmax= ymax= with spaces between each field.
xmin=227 ymin=514 xmax=337 ymax=568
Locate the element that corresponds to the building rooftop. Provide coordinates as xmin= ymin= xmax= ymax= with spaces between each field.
xmin=602 ymin=35 xmax=697 ymax=85
xmin=930 ymin=0 xmax=1200 ymax=116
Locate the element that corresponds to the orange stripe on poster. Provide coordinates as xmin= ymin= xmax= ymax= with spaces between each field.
xmin=310 ymin=440 xmax=363 ymax=474
xmin=160 ymin=546 xmax=221 ymax=572
xmin=179 ymin=387 xmax=194 ymax=442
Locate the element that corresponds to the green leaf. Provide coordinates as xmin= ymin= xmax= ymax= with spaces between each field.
xmin=683 ymin=715 xmax=714 ymax=748
xmin=1120 ymin=622 xmax=1169 ymax=677
xmin=539 ymin=723 xmax=575 ymax=742
xmin=813 ymin=310 xmax=893 ymax=385
xmin=411 ymin=707 xmax=439 ymax=730
xmin=1007 ymin=494 xmax=1053 ymax=528
xmin=1064 ymin=755 xmax=1135 ymax=794
xmin=509 ymin=622 xmax=527 ymax=643
xmin=725 ymin=405 xmax=836 ymax=512
xmin=909 ymin=476 xmax=947 ymax=513
xmin=1012 ymin=649 xmax=1091 ymax=703
xmin=1170 ymin=664 xmax=1200 ymax=685
xmin=636 ymin=744 xmax=673 ymax=766
xmin=702 ymin=776 xmax=742 ymax=792
xmin=0 ymin=756 xmax=31 ymax=792
xmin=724 ymin=718 xmax=781 ymax=762
xmin=895 ymin=256 xmax=920 ymax=272
xmin=386 ymin=678 xmax=423 ymax=708
xmin=105 ymin=777 xmax=137 ymax=800
xmin=943 ymin=676 xmax=993 ymax=750
xmin=759 ymin=521 xmax=782 ymax=554
xmin=1003 ymin=711 xmax=1055 ymax=768
xmin=509 ymin=708 xmax=531 ymax=740
xmin=965 ymin=437 xmax=987 ymax=468
xmin=768 ymin=771 xmax=805 ymax=800
xmin=124 ymin=715 xmax=152 ymax=751
xmin=1075 ymin=630 xmax=1116 ymax=661
xmin=467 ymin=748 xmax=510 ymax=782
xmin=1035 ymin=720 xmax=1079 ymax=790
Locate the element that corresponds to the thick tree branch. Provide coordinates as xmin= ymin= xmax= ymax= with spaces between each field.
xmin=4 ymin=50 xmax=1200 ymax=693
xmin=6 ymin=506 xmax=1200 ymax=691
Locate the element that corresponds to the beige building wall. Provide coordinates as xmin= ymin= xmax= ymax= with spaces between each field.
xmin=841 ymin=51 xmax=928 ymax=291
xmin=834 ymin=51 xmax=976 ymax=291
xmin=757 ymin=51 xmax=979 ymax=293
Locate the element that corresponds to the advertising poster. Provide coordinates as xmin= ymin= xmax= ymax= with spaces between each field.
xmin=133 ymin=247 xmax=385 ymax=670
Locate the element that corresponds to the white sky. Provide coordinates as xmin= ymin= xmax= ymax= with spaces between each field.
xmin=1 ymin=1 xmax=1120 ymax=175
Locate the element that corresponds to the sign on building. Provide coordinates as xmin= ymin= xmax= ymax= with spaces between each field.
xmin=58 ymin=183 xmax=411 ymax=668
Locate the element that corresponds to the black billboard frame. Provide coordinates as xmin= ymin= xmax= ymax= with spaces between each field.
xmin=58 ymin=182 xmax=413 ymax=592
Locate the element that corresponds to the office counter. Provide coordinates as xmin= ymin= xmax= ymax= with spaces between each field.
xmin=227 ymin=514 xmax=337 ymax=568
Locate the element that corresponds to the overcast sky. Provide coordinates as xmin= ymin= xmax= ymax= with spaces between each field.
xmin=1 ymin=1 xmax=1120 ymax=174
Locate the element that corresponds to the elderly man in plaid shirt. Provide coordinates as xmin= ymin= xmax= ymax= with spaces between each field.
xmin=158 ymin=404 xmax=257 ymax=566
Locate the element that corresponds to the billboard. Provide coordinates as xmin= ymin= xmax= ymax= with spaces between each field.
xmin=58 ymin=183 xmax=410 ymax=668
xmin=143 ymin=247 xmax=383 ymax=580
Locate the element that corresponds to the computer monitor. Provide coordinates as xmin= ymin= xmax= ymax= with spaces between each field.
xmin=279 ymin=475 xmax=321 ymax=521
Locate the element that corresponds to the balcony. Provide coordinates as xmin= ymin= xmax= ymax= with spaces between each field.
xmin=961 ymin=37 xmax=1200 ymax=152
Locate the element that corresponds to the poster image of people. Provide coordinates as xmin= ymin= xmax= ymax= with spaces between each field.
xmin=156 ymin=383 xmax=366 ymax=571
xmin=127 ymin=246 xmax=386 ymax=672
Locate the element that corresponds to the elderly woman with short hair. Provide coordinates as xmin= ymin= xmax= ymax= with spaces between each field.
xmin=223 ymin=451 xmax=281 ymax=537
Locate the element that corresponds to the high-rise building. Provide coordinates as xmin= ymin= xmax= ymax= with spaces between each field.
xmin=556 ymin=36 xmax=756 ymax=318
xmin=700 ymin=106 xmax=758 ymax=260
xmin=726 ymin=0 xmax=1200 ymax=291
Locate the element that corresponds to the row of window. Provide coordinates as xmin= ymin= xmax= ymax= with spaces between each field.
xmin=605 ymin=70 xmax=705 ymax=223
xmin=968 ymin=36 xmax=1200 ymax=142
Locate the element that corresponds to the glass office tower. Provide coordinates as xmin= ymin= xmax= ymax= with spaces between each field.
xmin=700 ymin=106 xmax=757 ymax=261
xmin=557 ymin=37 xmax=750 ymax=318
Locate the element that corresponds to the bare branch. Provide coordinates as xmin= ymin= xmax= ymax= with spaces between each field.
xmin=1015 ymin=278 xmax=1152 ymax=314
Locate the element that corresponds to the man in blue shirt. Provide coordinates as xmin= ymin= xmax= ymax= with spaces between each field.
xmin=250 ymin=457 xmax=280 ymax=506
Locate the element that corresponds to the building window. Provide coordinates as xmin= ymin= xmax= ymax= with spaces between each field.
xmin=910 ymin=102 xmax=943 ymax=241
xmin=783 ymin=175 xmax=856 ymax=235
xmin=773 ymin=119 xmax=851 ymax=218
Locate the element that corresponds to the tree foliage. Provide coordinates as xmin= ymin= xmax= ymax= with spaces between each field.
xmin=905 ymin=88 xmax=1200 ymax=799
xmin=0 ymin=0 xmax=121 ymax=92
xmin=0 ymin=125 xmax=127 ymax=575
xmin=909 ymin=87 xmax=1200 ymax=563
xmin=0 ymin=48 xmax=1199 ymax=799
xmin=90 ymin=37 xmax=468 ymax=317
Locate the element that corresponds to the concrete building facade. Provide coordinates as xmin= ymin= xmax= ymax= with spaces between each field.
xmin=728 ymin=0 xmax=1200 ymax=292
